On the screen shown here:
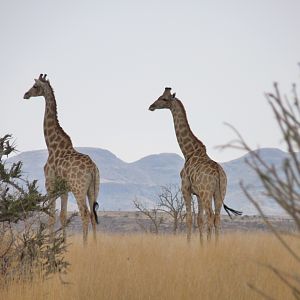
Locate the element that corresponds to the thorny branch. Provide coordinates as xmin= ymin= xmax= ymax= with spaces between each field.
xmin=0 ymin=134 xmax=72 ymax=285
xmin=222 ymin=80 xmax=300 ymax=299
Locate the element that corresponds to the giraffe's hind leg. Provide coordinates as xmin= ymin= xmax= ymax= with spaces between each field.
xmin=87 ymin=187 xmax=97 ymax=242
xmin=196 ymin=196 xmax=204 ymax=245
xmin=198 ymin=190 xmax=214 ymax=242
xmin=206 ymin=207 xmax=214 ymax=242
xmin=73 ymin=191 xmax=89 ymax=245
xmin=213 ymin=191 xmax=223 ymax=243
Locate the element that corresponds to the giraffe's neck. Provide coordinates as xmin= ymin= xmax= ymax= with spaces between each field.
xmin=170 ymin=100 xmax=207 ymax=160
xmin=43 ymin=86 xmax=73 ymax=154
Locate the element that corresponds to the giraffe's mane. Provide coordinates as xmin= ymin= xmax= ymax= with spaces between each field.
xmin=176 ymin=99 xmax=207 ymax=153
xmin=46 ymin=82 xmax=73 ymax=146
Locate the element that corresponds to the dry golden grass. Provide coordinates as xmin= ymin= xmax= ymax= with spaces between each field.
xmin=1 ymin=232 xmax=299 ymax=300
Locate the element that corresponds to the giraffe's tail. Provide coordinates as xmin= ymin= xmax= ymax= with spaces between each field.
xmin=91 ymin=165 xmax=100 ymax=224
xmin=93 ymin=201 xmax=99 ymax=224
xmin=217 ymin=165 xmax=242 ymax=219
xmin=223 ymin=204 xmax=242 ymax=219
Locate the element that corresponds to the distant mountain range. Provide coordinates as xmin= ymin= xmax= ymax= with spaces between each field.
xmin=6 ymin=147 xmax=291 ymax=215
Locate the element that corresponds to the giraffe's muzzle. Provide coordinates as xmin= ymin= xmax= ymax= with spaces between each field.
xmin=23 ymin=92 xmax=30 ymax=99
xmin=149 ymin=104 xmax=156 ymax=111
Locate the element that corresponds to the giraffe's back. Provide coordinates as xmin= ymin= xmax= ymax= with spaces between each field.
xmin=181 ymin=154 xmax=224 ymax=195
xmin=45 ymin=149 xmax=98 ymax=194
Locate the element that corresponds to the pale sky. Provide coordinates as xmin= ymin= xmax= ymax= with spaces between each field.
xmin=1 ymin=0 xmax=300 ymax=163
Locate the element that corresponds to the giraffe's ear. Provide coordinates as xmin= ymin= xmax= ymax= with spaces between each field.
xmin=34 ymin=78 xmax=43 ymax=86
xmin=34 ymin=79 xmax=41 ymax=85
xmin=172 ymin=93 xmax=176 ymax=98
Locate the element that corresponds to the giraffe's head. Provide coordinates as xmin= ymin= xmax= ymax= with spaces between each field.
xmin=23 ymin=74 xmax=50 ymax=99
xmin=149 ymin=87 xmax=176 ymax=111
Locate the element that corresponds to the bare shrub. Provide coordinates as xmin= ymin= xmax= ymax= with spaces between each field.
xmin=222 ymin=78 xmax=300 ymax=298
xmin=157 ymin=185 xmax=186 ymax=234
xmin=133 ymin=198 xmax=164 ymax=234
xmin=133 ymin=185 xmax=191 ymax=234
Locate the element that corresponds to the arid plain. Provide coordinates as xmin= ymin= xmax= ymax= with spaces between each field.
xmin=1 ymin=214 xmax=298 ymax=300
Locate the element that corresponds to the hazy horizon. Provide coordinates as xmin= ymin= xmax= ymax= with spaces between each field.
xmin=8 ymin=144 xmax=291 ymax=165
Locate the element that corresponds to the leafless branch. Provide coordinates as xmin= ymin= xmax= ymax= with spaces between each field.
xmin=157 ymin=185 xmax=185 ymax=234
xmin=133 ymin=198 xmax=164 ymax=234
xmin=222 ymin=78 xmax=300 ymax=298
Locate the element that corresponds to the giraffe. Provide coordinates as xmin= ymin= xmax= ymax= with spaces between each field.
xmin=149 ymin=87 xmax=241 ymax=243
xmin=23 ymin=74 xmax=100 ymax=244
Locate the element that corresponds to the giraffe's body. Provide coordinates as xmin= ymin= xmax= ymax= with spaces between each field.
xmin=149 ymin=88 xmax=241 ymax=242
xmin=24 ymin=74 xmax=100 ymax=244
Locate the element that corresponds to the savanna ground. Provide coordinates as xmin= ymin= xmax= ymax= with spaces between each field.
xmin=1 ymin=229 xmax=299 ymax=300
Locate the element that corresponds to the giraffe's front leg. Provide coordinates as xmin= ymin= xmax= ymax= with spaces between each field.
xmin=181 ymin=178 xmax=192 ymax=243
xmin=60 ymin=193 xmax=68 ymax=243
xmin=44 ymin=167 xmax=57 ymax=243
xmin=48 ymin=194 xmax=56 ymax=242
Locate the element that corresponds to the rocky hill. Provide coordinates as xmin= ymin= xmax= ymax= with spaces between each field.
xmin=6 ymin=147 xmax=292 ymax=215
